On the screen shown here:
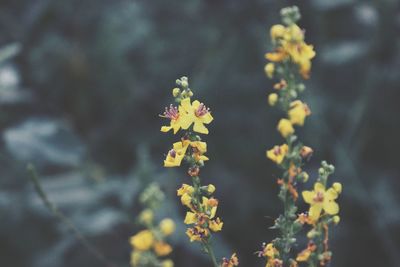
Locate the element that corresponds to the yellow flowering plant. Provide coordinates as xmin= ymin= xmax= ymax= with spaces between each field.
xmin=160 ymin=76 xmax=238 ymax=267
xmin=261 ymin=6 xmax=342 ymax=267
xmin=129 ymin=183 xmax=176 ymax=267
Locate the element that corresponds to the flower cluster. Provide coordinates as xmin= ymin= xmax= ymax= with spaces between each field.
xmin=160 ymin=77 xmax=238 ymax=267
xmin=130 ymin=183 xmax=176 ymax=267
xmin=261 ymin=6 xmax=342 ymax=267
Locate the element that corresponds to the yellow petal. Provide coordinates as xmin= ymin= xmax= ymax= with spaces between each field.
xmin=161 ymin=126 xmax=172 ymax=132
xmin=324 ymin=200 xmax=339 ymax=215
xmin=302 ymin=191 xmax=314 ymax=204
xmin=314 ymin=182 xmax=325 ymax=192
xmin=326 ymin=188 xmax=338 ymax=200
xmin=202 ymin=112 xmax=213 ymax=124
xmin=193 ymin=121 xmax=209 ymax=134
xmin=180 ymin=98 xmax=192 ymax=112
xmin=184 ymin=212 xmax=197 ymax=224
xmin=309 ymin=204 xmax=322 ymax=221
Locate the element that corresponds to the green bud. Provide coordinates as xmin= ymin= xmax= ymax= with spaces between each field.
xmin=181 ymin=80 xmax=188 ymax=89
xmin=289 ymin=89 xmax=298 ymax=98
xmin=172 ymin=87 xmax=180 ymax=97
xmin=297 ymin=83 xmax=305 ymax=92
xmin=318 ymin=167 xmax=325 ymax=176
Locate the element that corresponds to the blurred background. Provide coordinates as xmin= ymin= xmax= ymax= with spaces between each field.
xmin=1 ymin=0 xmax=400 ymax=266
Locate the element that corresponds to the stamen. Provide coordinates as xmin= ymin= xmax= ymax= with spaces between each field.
xmin=195 ymin=103 xmax=210 ymax=117
xmin=162 ymin=104 xmax=179 ymax=120
xmin=313 ymin=191 xmax=324 ymax=202
xmin=168 ymin=149 xmax=176 ymax=158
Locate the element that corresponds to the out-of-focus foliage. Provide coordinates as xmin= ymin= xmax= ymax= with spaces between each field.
xmin=0 ymin=0 xmax=400 ymax=266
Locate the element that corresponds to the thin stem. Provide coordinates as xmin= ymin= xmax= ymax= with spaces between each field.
xmin=27 ymin=164 xmax=117 ymax=267
xmin=203 ymin=240 xmax=219 ymax=267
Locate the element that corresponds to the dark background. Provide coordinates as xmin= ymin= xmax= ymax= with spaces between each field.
xmin=1 ymin=0 xmax=400 ymax=266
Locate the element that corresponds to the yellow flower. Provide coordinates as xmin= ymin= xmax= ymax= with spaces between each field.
xmin=184 ymin=212 xmax=197 ymax=225
xmin=130 ymin=250 xmax=141 ymax=267
xmin=177 ymin=184 xmax=194 ymax=196
xmin=265 ymin=63 xmax=275 ymax=78
xmin=288 ymin=100 xmax=310 ymax=126
xmin=283 ymin=41 xmax=315 ymax=79
xmin=268 ymin=93 xmax=278 ymax=106
xmin=179 ymin=98 xmax=213 ymax=134
xmin=154 ymin=241 xmax=173 ymax=256
xmin=190 ymin=141 xmax=209 ymax=162
xmin=160 ymin=104 xmax=187 ymax=134
xmin=209 ymin=217 xmax=223 ymax=232
xmin=139 ymin=209 xmax=154 ymax=225
xmin=296 ymin=248 xmax=311 ymax=262
xmin=270 ymin=24 xmax=286 ymax=40
xmin=302 ymin=182 xmax=340 ymax=221
xmin=130 ymin=230 xmax=154 ymax=251
xmin=159 ymin=218 xmax=175 ymax=236
xmin=164 ymin=140 xmax=189 ymax=167
xmin=266 ymin=144 xmax=288 ymax=164
xmin=161 ymin=259 xmax=174 ymax=267
xmin=277 ymin=118 xmax=294 ymax=138
xmin=186 ymin=226 xmax=209 ymax=242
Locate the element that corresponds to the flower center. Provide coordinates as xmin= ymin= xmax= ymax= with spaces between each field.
xmin=313 ymin=191 xmax=324 ymax=202
xmin=168 ymin=149 xmax=176 ymax=158
xmin=273 ymin=146 xmax=281 ymax=155
xmin=195 ymin=103 xmax=210 ymax=117
xmin=163 ymin=105 xmax=179 ymax=120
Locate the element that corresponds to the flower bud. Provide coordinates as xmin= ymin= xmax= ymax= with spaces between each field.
xmin=181 ymin=80 xmax=188 ymax=89
xmin=207 ymin=184 xmax=216 ymax=194
xmin=301 ymin=172 xmax=309 ymax=182
xmin=332 ymin=215 xmax=340 ymax=225
xmin=318 ymin=167 xmax=325 ymax=176
xmin=265 ymin=63 xmax=275 ymax=78
xmin=172 ymin=87 xmax=180 ymax=97
xmin=159 ymin=218 xmax=176 ymax=236
xmin=332 ymin=182 xmax=342 ymax=194
xmin=139 ymin=209 xmax=154 ymax=225
xmin=270 ymin=24 xmax=286 ymax=40
xmin=268 ymin=93 xmax=278 ymax=106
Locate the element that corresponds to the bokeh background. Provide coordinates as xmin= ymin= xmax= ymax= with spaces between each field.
xmin=1 ymin=0 xmax=400 ymax=266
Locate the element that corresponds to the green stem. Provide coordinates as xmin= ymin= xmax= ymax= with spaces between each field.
xmin=27 ymin=164 xmax=116 ymax=267
xmin=203 ymin=240 xmax=219 ymax=267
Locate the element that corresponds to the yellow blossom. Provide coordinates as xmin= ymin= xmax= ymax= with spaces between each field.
xmin=209 ymin=218 xmax=224 ymax=232
xmin=288 ymin=100 xmax=310 ymax=126
xmin=270 ymin=24 xmax=286 ymax=40
xmin=139 ymin=209 xmax=154 ymax=225
xmin=277 ymin=118 xmax=294 ymax=138
xmin=186 ymin=226 xmax=209 ymax=242
xmin=283 ymin=41 xmax=315 ymax=79
xmin=266 ymin=144 xmax=288 ymax=164
xmin=160 ymin=104 xmax=189 ymax=134
xmin=130 ymin=230 xmax=154 ymax=251
xmin=179 ymin=98 xmax=213 ymax=134
xmin=283 ymin=24 xmax=304 ymax=42
xmin=190 ymin=141 xmax=209 ymax=162
xmin=159 ymin=218 xmax=175 ymax=236
xmin=154 ymin=241 xmax=173 ymax=256
xmin=263 ymin=243 xmax=278 ymax=258
xmin=265 ymin=63 xmax=275 ymax=78
xmin=177 ymin=184 xmax=194 ymax=196
xmin=164 ymin=140 xmax=189 ymax=167
xmin=161 ymin=259 xmax=174 ymax=267
xmin=268 ymin=93 xmax=278 ymax=106
xmin=302 ymin=182 xmax=340 ymax=221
